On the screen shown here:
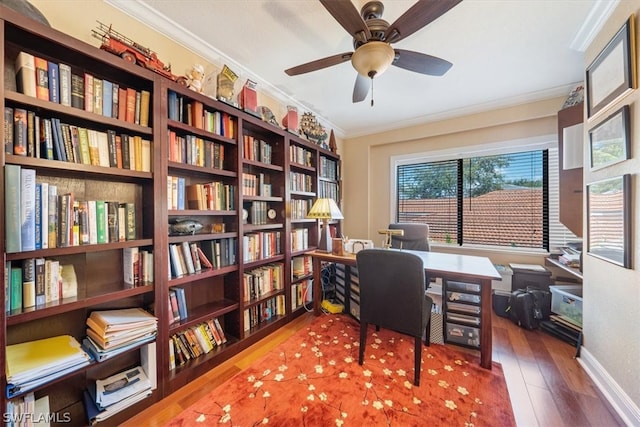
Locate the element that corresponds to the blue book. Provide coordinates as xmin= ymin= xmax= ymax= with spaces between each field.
xmin=102 ymin=80 xmax=113 ymax=118
xmin=20 ymin=168 xmax=36 ymax=252
xmin=5 ymin=164 xmax=22 ymax=253
xmin=47 ymin=61 xmax=59 ymax=103
xmin=50 ymin=117 xmax=67 ymax=162
xmin=171 ymin=287 xmax=188 ymax=320
xmin=177 ymin=177 xmax=185 ymax=210
xmin=34 ymin=183 xmax=42 ymax=249
xmin=168 ymin=90 xmax=177 ymax=120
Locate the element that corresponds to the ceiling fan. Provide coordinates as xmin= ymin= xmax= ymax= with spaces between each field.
xmin=285 ymin=0 xmax=462 ymax=105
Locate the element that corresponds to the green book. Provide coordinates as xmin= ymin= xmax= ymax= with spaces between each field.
xmin=95 ymin=200 xmax=107 ymax=244
xmin=5 ymin=164 xmax=21 ymax=253
xmin=10 ymin=267 xmax=22 ymax=312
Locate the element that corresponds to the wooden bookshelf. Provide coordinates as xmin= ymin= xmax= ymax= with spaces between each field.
xmin=1 ymin=5 xmax=341 ymax=423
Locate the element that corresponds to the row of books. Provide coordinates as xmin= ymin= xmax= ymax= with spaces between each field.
xmin=5 ymin=165 xmax=138 ymax=253
xmin=184 ymin=181 xmax=236 ymax=211
xmin=290 ymin=170 xmax=314 ymax=192
xmin=168 ymin=238 xmax=237 ymax=279
xmin=290 ymin=144 xmax=314 ymax=168
xmin=242 ymin=231 xmax=281 ymax=263
xmin=242 ymin=135 xmax=273 ymax=164
xmin=167 ymin=90 xmax=235 ymax=138
xmin=319 ymin=156 xmax=339 ymax=180
xmin=14 ymin=51 xmax=151 ymax=126
xmin=168 ymin=286 xmax=188 ymax=324
xmin=6 ymin=392 xmax=53 ymax=426
xmin=241 ymin=172 xmax=273 ymax=197
xmin=5 ymin=259 xmax=77 ymax=313
xmin=167 ymin=130 xmax=226 ymax=168
xmin=84 ymin=308 xmax=157 ymax=362
xmin=243 ymin=263 xmax=284 ymax=302
xmin=291 ymin=199 xmax=313 ymax=220
xmin=291 ymin=255 xmax=312 ymax=280
xmin=169 ymin=317 xmax=228 ymax=370
xmin=4 ymin=107 xmax=152 ymax=171
xmin=291 ymin=228 xmax=310 ymax=252
xmin=243 ymin=295 xmax=286 ymax=332
xmin=123 ymin=247 xmax=154 ymax=288
xmin=318 ymin=180 xmax=340 ymax=203
xmin=244 ymin=201 xmax=272 ymax=225
xmin=291 ymin=279 xmax=313 ymax=310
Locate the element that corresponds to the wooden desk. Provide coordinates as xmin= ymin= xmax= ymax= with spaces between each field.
xmin=310 ymin=250 xmax=501 ymax=369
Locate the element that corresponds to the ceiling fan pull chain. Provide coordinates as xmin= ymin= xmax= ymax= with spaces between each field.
xmin=371 ymin=77 xmax=374 ymax=107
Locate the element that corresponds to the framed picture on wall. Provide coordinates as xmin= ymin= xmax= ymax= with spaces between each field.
xmin=585 ymin=15 xmax=636 ymax=118
xmin=589 ymin=105 xmax=631 ymax=170
xmin=586 ymin=174 xmax=632 ymax=268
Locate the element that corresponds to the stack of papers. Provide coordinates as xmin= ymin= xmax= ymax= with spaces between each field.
xmin=83 ymin=366 xmax=152 ymax=425
xmin=84 ymin=308 xmax=157 ymax=362
xmin=6 ymin=335 xmax=92 ymax=398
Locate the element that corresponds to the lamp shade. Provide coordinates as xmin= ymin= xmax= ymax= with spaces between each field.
xmin=351 ymin=41 xmax=395 ymax=78
xmin=307 ymin=198 xmax=343 ymax=220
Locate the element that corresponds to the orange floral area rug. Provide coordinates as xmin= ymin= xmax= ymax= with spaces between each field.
xmin=166 ymin=314 xmax=515 ymax=427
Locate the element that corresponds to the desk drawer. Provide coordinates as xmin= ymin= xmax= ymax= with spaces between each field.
xmin=446 ymin=322 xmax=480 ymax=348
xmin=446 ymin=280 xmax=481 ymax=293
xmin=446 ymin=291 xmax=480 ymax=304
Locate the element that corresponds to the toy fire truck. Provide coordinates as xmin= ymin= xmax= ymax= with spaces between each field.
xmin=92 ymin=21 xmax=187 ymax=85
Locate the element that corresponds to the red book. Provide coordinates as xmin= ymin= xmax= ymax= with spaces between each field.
xmin=34 ymin=56 xmax=49 ymax=101
xmin=125 ymin=88 xmax=136 ymax=123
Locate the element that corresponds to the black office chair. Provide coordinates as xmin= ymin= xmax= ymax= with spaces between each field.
xmin=356 ymin=249 xmax=433 ymax=386
xmin=389 ymin=223 xmax=430 ymax=251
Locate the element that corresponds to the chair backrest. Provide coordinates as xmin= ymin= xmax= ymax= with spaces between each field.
xmin=388 ymin=223 xmax=430 ymax=251
xmin=356 ymin=249 xmax=428 ymax=337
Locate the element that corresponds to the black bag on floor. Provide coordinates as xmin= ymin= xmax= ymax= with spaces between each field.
xmin=507 ymin=287 xmax=551 ymax=330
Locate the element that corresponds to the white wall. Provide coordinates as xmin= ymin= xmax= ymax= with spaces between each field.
xmin=578 ymin=3 xmax=640 ymax=424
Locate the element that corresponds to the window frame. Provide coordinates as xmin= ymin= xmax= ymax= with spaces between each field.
xmin=390 ymin=135 xmax=573 ymax=254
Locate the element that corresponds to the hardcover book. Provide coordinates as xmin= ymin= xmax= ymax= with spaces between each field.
xmin=58 ymin=63 xmax=72 ymax=106
xmin=33 ymin=56 xmax=49 ymax=101
xmin=20 ymin=167 xmax=36 ymax=252
xmin=15 ymin=51 xmax=36 ymax=97
xmin=12 ymin=108 xmax=27 ymax=156
xmin=47 ymin=61 xmax=59 ymax=103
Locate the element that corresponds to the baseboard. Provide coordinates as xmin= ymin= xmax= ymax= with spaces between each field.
xmin=578 ymin=347 xmax=640 ymax=426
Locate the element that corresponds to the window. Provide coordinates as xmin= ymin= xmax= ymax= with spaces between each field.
xmin=397 ymin=150 xmax=550 ymax=250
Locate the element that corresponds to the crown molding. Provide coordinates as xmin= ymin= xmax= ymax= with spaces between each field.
xmin=570 ymin=0 xmax=620 ymax=52
xmin=102 ymin=0 xmax=345 ymax=137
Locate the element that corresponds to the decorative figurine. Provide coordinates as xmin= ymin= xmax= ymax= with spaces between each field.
xmin=216 ymin=64 xmax=238 ymax=106
xmin=259 ymin=106 xmax=280 ymax=127
xmin=186 ymin=63 xmax=205 ymax=94
xmin=300 ymin=112 xmax=328 ymax=145
xmin=239 ymin=79 xmax=259 ymax=116
xmin=329 ymin=129 xmax=337 ymax=153
xmin=169 ymin=217 xmax=203 ymax=236
xmin=282 ymin=105 xmax=299 ymax=134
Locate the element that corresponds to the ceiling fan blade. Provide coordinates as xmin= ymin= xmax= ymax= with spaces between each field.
xmin=384 ymin=0 xmax=463 ymax=44
xmin=352 ymin=74 xmax=370 ymax=103
xmin=285 ymin=52 xmax=353 ymax=76
xmin=393 ymin=49 xmax=452 ymax=76
xmin=320 ymin=0 xmax=371 ymax=43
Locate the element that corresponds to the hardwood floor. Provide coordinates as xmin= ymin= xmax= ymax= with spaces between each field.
xmin=122 ymin=311 xmax=624 ymax=427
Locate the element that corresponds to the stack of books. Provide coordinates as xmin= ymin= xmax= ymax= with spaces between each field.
xmin=83 ymin=365 xmax=153 ymax=425
xmin=5 ymin=335 xmax=92 ymax=398
xmin=83 ymin=307 xmax=157 ymax=362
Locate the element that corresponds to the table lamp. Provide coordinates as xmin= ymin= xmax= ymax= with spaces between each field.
xmin=307 ymin=198 xmax=343 ymax=253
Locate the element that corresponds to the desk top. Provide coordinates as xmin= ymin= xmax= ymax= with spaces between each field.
xmin=309 ymin=249 xmax=501 ymax=281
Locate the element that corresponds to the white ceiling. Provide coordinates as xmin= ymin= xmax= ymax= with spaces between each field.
xmin=107 ymin=0 xmax=616 ymax=138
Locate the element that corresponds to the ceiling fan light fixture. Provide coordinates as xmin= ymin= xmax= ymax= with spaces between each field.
xmin=351 ymin=41 xmax=395 ymax=78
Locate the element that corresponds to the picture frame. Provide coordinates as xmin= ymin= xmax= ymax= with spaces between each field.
xmin=586 ymin=15 xmax=636 ymax=118
xmin=586 ymin=174 xmax=632 ymax=268
xmin=589 ymin=105 xmax=631 ymax=170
